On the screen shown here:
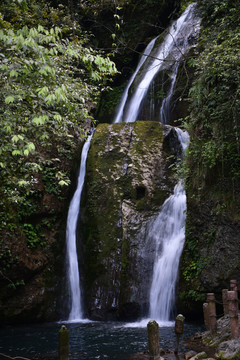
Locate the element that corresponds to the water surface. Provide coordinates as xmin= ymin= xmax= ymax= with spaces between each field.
xmin=0 ymin=321 xmax=203 ymax=359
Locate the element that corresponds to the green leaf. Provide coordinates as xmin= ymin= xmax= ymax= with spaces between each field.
xmin=12 ymin=150 xmax=21 ymax=156
xmin=40 ymin=133 xmax=49 ymax=140
xmin=18 ymin=180 xmax=29 ymax=186
xmin=38 ymin=25 xmax=44 ymax=32
xmin=53 ymin=114 xmax=62 ymax=121
xmin=4 ymin=125 xmax=12 ymax=133
xmin=12 ymin=134 xmax=23 ymax=143
xmin=59 ymin=180 xmax=68 ymax=186
xmin=27 ymin=142 xmax=35 ymax=151
xmin=10 ymin=70 xmax=18 ymax=78
xmin=5 ymin=96 xmax=15 ymax=104
xmin=37 ymin=86 xmax=49 ymax=96
xmin=33 ymin=115 xmax=48 ymax=125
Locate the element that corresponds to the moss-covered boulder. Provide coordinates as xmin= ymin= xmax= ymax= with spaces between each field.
xmin=80 ymin=121 xmax=180 ymax=320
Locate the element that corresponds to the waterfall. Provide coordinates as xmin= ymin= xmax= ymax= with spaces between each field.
xmin=160 ymin=63 xmax=179 ymax=125
xmin=149 ymin=130 xmax=189 ymax=321
xmin=113 ymin=3 xmax=200 ymax=323
xmin=113 ymin=37 xmax=157 ymax=124
xmin=66 ymin=133 xmax=93 ymax=321
xmin=113 ymin=3 xmax=200 ymax=124
xmin=64 ymin=3 xmax=200 ymax=324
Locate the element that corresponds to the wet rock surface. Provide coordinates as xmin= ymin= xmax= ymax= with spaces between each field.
xmin=184 ymin=315 xmax=240 ymax=359
xmin=81 ymin=121 xmax=180 ymax=320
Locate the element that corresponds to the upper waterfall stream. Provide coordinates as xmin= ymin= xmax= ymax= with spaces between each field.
xmin=113 ymin=3 xmax=200 ymax=124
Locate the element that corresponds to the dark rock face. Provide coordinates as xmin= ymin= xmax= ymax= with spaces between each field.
xmin=178 ymin=174 xmax=240 ymax=318
xmin=81 ymin=121 xmax=179 ymax=320
xmin=0 ymin=195 xmax=67 ymax=324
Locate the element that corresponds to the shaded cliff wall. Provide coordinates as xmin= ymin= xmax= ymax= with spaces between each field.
xmin=80 ymin=121 xmax=180 ymax=320
xmin=177 ymin=0 xmax=240 ymax=318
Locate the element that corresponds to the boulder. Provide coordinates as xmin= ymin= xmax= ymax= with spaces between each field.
xmin=185 ymin=350 xmax=197 ymax=360
xmin=81 ymin=121 xmax=180 ymax=320
xmin=189 ymin=352 xmax=207 ymax=360
xmin=216 ymin=339 xmax=240 ymax=360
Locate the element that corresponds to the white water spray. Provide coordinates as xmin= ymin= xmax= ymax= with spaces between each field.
xmin=114 ymin=3 xmax=200 ymax=124
xmin=113 ymin=37 xmax=157 ymax=124
xmin=148 ymin=130 xmax=189 ymax=322
xmin=66 ymin=133 xmax=93 ymax=321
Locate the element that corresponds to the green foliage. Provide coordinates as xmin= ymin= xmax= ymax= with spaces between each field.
xmin=197 ymin=0 xmax=239 ymax=26
xmin=179 ymin=289 xmax=205 ymax=302
xmin=20 ymin=223 xmax=46 ymax=248
xmin=0 ymin=245 xmax=13 ymax=271
xmin=0 ymin=20 xmax=116 ymax=202
xmin=179 ymin=222 xmax=217 ymax=302
xmin=185 ymin=0 xmax=240 ymax=202
xmin=0 ymin=0 xmax=117 ymax=283
xmin=180 ymin=0 xmax=195 ymax=11
xmin=7 ymin=279 xmax=25 ymax=290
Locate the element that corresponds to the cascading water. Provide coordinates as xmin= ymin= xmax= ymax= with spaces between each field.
xmin=149 ymin=130 xmax=189 ymax=321
xmin=113 ymin=37 xmax=157 ymax=124
xmin=113 ymin=3 xmax=200 ymax=124
xmin=160 ymin=63 xmax=179 ymax=125
xmin=64 ymin=3 xmax=200 ymax=324
xmin=66 ymin=133 xmax=93 ymax=321
xmin=113 ymin=3 xmax=200 ymax=323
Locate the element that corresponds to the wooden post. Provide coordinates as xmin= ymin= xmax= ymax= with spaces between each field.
xmin=58 ymin=325 xmax=69 ymax=360
xmin=147 ymin=320 xmax=161 ymax=360
xmin=175 ymin=314 xmax=185 ymax=354
xmin=230 ymin=280 xmax=238 ymax=292
xmin=230 ymin=280 xmax=238 ymax=303
xmin=207 ymin=293 xmax=217 ymax=334
xmin=222 ymin=289 xmax=229 ymax=315
xmin=203 ymin=303 xmax=210 ymax=330
xmin=228 ymin=290 xmax=239 ymax=339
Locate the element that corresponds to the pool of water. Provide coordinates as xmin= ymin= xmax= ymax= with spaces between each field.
xmin=0 ymin=319 xmax=203 ymax=359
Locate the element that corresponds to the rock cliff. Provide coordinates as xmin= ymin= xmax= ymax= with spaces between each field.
xmin=80 ymin=121 xmax=180 ymax=320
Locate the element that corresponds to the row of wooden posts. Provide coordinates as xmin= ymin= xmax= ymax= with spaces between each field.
xmin=203 ymin=279 xmax=239 ymax=338
xmin=59 ymin=281 xmax=239 ymax=360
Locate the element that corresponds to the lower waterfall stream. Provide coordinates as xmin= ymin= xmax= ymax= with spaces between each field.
xmin=149 ymin=131 xmax=189 ymax=321
xmin=66 ymin=133 xmax=93 ymax=321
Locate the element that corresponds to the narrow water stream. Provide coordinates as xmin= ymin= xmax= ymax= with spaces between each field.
xmin=66 ymin=133 xmax=93 ymax=321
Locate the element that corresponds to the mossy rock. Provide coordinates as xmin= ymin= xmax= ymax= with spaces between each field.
xmin=80 ymin=121 xmax=177 ymax=320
